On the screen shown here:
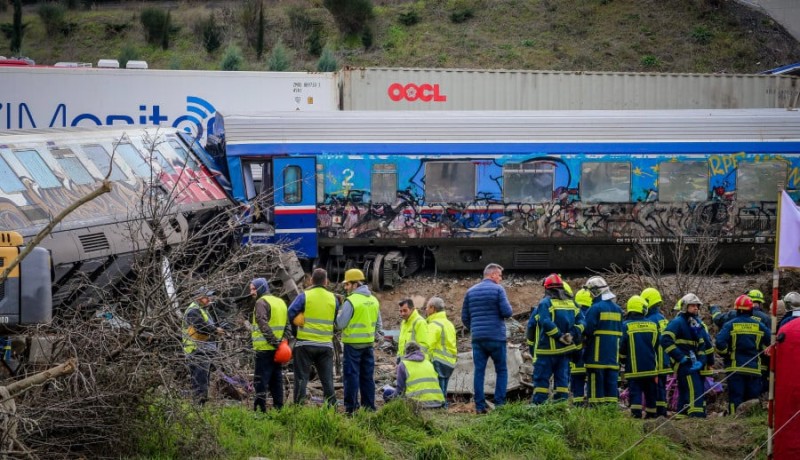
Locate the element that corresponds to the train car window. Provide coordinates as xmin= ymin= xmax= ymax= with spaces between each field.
xmin=244 ymin=161 xmax=269 ymax=200
xmin=82 ymin=144 xmax=128 ymax=181
xmin=737 ymin=161 xmax=787 ymax=201
xmin=14 ymin=150 xmax=60 ymax=189
xmin=425 ymin=161 xmax=476 ymax=202
xmin=503 ymin=162 xmax=554 ymax=203
xmin=168 ymin=140 xmax=199 ymax=169
xmin=316 ymin=163 xmax=325 ymax=204
xmin=658 ymin=161 xmax=707 ymax=202
xmin=0 ymin=155 xmax=26 ymax=193
xmin=581 ymin=162 xmax=631 ymax=202
xmin=371 ymin=163 xmax=397 ymax=203
xmin=50 ymin=148 xmax=94 ymax=185
xmin=284 ymin=165 xmax=302 ymax=204
xmin=153 ymin=150 xmax=176 ymax=174
xmin=116 ymin=143 xmax=152 ymax=178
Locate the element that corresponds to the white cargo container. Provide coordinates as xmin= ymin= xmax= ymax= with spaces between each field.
xmin=339 ymin=67 xmax=800 ymax=110
xmin=0 ymin=67 xmax=338 ymax=141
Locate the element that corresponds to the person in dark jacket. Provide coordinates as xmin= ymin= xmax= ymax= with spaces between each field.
xmin=569 ymin=288 xmax=593 ymax=404
xmin=583 ymin=276 xmax=624 ymax=405
xmin=287 ymin=268 xmax=339 ymax=406
xmin=182 ymin=287 xmax=224 ymax=405
xmin=396 ymin=341 xmax=446 ymax=409
xmin=461 ymin=263 xmax=513 ymax=413
xmin=641 ymin=287 xmax=671 ymax=417
xmin=778 ymin=291 xmax=800 ymax=331
xmin=531 ymin=274 xmax=585 ymax=404
xmin=620 ymin=295 xmax=660 ymax=419
xmin=250 ymin=277 xmax=292 ymax=412
xmin=662 ymin=293 xmax=708 ymax=418
xmin=715 ymin=295 xmax=771 ymax=415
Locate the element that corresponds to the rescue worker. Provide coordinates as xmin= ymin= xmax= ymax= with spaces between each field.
xmin=287 ymin=268 xmax=338 ymax=406
xmin=641 ymin=287 xmax=670 ymax=417
xmin=526 ymin=280 xmax=575 ymax=368
xmin=250 ymin=277 xmax=291 ymax=412
xmin=583 ymin=276 xmax=624 ymax=405
xmin=715 ymin=294 xmax=771 ymax=415
xmin=711 ymin=289 xmax=770 ymax=328
xmin=462 ymin=263 xmax=513 ymax=414
xmin=335 ymin=268 xmax=383 ymax=414
xmin=531 ymin=274 xmax=585 ymax=404
xmin=398 ymin=298 xmax=429 ymax=359
xmin=620 ymin=295 xmax=660 ymax=419
xmin=424 ymin=296 xmax=457 ymax=402
xmin=396 ymin=341 xmax=446 ymax=408
xmin=778 ymin=291 xmax=800 ymax=331
xmin=569 ymin=288 xmax=593 ymax=404
xmin=662 ymin=293 xmax=708 ymax=418
xmin=182 ymin=287 xmax=224 ymax=405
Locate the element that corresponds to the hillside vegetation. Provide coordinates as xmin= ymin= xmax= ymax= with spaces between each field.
xmin=1 ymin=0 xmax=799 ymax=72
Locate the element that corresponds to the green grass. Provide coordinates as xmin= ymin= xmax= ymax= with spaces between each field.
xmin=0 ymin=0 xmax=797 ymax=72
xmin=132 ymin=399 xmax=765 ymax=459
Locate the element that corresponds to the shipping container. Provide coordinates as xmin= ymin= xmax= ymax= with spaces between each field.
xmin=0 ymin=67 xmax=338 ymax=141
xmin=339 ymin=67 xmax=800 ymax=111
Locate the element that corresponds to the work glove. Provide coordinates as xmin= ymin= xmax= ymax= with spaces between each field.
xmin=569 ymin=327 xmax=583 ymax=345
xmin=689 ymin=361 xmax=703 ymax=373
xmin=558 ymin=333 xmax=573 ymax=345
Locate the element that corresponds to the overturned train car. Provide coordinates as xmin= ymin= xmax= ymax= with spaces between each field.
xmin=209 ymin=109 xmax=800 ymax=288
xmin=0 ymin=126 xmax=234 ymax=326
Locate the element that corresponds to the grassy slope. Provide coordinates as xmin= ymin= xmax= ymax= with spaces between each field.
xmin=1 ymin=0 xmax=799 ymax=72
xmin=135 ymin=400 xmax=767 ymax=460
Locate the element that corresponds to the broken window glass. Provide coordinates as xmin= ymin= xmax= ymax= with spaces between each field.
xmin=425 ymin=161 xmax=476 ymax=203
xmin=581 ymin=162 xmax=631 ymax=202
xmin=503 ymin=162 xmax=554 ymax=203
xmin=658 ymin=161 xmax=707 ymax=202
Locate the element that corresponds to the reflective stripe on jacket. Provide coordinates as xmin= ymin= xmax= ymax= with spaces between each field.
xmin=584 ymin=298 xmax=624 ymax=369
xmin=535 ymin=297 xmax=585 ymax=356
xmin=620 ymin=316 xmax=660 ymax=378
xmin=402 ymin=358 xmax=446 ymax=404
xmin=182 ymin=302 xmax=211 ymax=354
xmin=715 ymin=313 xmax=771 ymax=375
xmin=297 ymin=287 xmax=336 ymax=344
xmin=342 ymin=292 xmax=379 ymax=344
xmin=252 ymin=295 xmax=287 ymax=351
xmin=427 ymin=311 xmax=457 ymax=367
xmin=399 ymin=310 xmax=429 ymax=356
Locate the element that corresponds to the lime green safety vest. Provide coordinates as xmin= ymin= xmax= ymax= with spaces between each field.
xmin=182 ymin=302 xmax=212 ymax=354
xmin=399 ymin=309 xmax=428 ymax=356
xmin=402 ymin=358 xmax=446 ymax=404
xmin=297 ymin=287 xmax=336 ymax=344
xmin=342 ymin=292 xmax=379 ymax=344
xmin=252 ymin=295 xmax=288 ymax=351
xmin=427 ymin=311 xmax=457 ymax=367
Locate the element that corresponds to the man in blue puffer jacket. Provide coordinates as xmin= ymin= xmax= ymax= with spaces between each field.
xmin=462 ymin=263 xmax=513 ymax=414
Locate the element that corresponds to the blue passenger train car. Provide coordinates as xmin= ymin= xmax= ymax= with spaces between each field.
xmin=207 ymin=109 xmax=800 ymax=287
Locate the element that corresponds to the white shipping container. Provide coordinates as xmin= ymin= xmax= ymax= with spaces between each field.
xmin=0 ymin=67 xmax=338 ymax=141
xmin=339 ymin=67 xmax=800 ymax=111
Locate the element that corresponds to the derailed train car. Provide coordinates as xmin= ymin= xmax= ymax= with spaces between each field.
xmin=0 ymin=126 xmax=234 ymax=328
xmin=209 ymin=109 xmax=800 ymax=288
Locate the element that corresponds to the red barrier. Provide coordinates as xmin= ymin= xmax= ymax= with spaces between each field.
xmin=773 ymin=319 xmax=800 ymax=457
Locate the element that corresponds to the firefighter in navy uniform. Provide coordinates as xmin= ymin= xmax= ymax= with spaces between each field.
xmin=620 ymin=295 xmax=660 ymax=419
xmin=714 ymin=294 xmax=771 ymax=415
xmin=531 ymin=274 xmax=585 ymax=404
xmin=641 ymin=287 xmax=670 ymax=417
xmin=570 ymin=288 xmax=593 ymax=404
xmin=583 ymin=276 xmax=624 ymax=405
xmin=662 ymin=293 xmax=708 ymax=418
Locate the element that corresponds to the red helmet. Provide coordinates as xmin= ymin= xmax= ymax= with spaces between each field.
xmin=543 ymin=274 xmax=564 ymax=289
xmin=274 ymin=340 xmax=293 ymax=364
xmin=735 ymin=294 xmax=754 ymax=311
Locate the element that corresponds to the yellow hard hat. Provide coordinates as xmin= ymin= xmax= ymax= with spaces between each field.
xmin=640 ymin=287 xmax=662 ymax=307
xmin=563 ymin=281 xmax=574 ymax=297
xmin=292 ymin=312 xmax=305 ymax=327
xmin=344 ymin=268 xmax=365 ymax=282
xmin=575 ymin=289 xmax=593 ymax=307
xmin=747 ymin=289 xmax=765 ymax=304
xmin=626 ymin=295 xmax=647 ymax=314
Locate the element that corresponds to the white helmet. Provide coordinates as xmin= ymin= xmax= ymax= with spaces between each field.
xmin=784 ymin=292 xmax=800 ymax=311
xmin=679 ymin=293 xmax=702 ymax=311
xmin=584 ymin=276 xmax=610 ymax=298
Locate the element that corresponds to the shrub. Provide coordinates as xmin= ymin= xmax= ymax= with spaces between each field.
xmin=161 ymin=10 xmax=171 ymax=50
xmin=450 ymin=8 xmax=473 ymax=23
xmin=256 ymin=3 xmax=264 ymax=59
xmin=238 ymin=0 xmax=262 ymax=49
xmin=691 ymin=25 xmax=713 ymax=44
xmin=398 ymin=9 xmax=419 ymax=26
xmin=140 ymin=6 xmax=168 ymax=45
xmin=64 ymin=0 xmax=80 ymax=10
xmin=361 ymin=24 xmax=373 ymax=50
xmin=220 ymin=45 xmax=243 ymax=71
xmin=307 ymin=26 xmax=323 ymax=56
xmin=316 ymin=46 xmax=337 ymax=71
xmin=37 ymin=2 xmax=66 ymax=38
xmin=118 ymin=43 xmax=138 ymax=68
xmin=641 ymin=54 xmax=660 ymax=68
xmin=267 ymin=41 xmax=291 ymax=71
xmin=104 ymin=21 xmax=128 ymax=39
xmin=323 ymin=0 xmax=374 ymax=35
xmin=193 ymin=14 xmax=222 ymax=54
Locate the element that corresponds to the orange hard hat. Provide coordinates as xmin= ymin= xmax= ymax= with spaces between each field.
xmin=274 ymin=340 xmax=292 ymax=364
xmin=292 ymin=312 xmax=305 ymax=327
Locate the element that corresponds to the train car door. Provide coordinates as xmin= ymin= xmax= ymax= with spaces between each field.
xmin=273 ymin=157 xmax=317 ymax=258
